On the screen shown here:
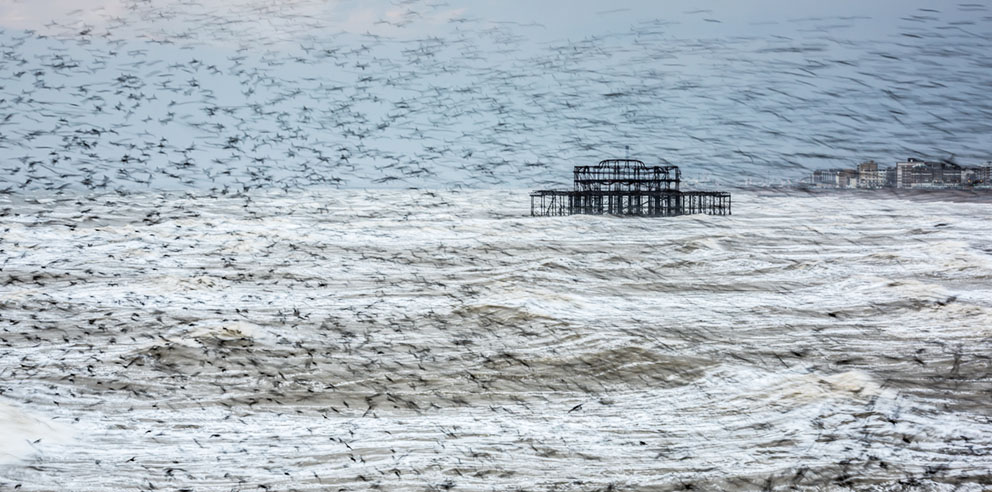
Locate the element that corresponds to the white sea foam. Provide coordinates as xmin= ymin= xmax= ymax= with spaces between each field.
xmin=0 ymin=189 xmax=990 ymax=490
xmin=0 ymin=400 xmax=73 ymax=465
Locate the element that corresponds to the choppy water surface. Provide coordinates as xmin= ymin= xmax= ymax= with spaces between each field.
xmin=2 ymin=1 xmax=992 ymax=192
xmin=1 ymin=190 xmax=991 ymax=490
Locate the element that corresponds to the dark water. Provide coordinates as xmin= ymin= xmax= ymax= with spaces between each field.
xmin=1 ymin=190 xmax=990 ymax=490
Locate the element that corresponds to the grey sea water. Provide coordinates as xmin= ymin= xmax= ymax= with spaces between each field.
xmin=2 ymin=1 xmax=992 ymax=192
xmin=1 ymin=189 xmax=990 ymax=490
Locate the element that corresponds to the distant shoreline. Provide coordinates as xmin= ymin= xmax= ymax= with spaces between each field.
xmin=735 ymin=185 xmax=992 ymax=203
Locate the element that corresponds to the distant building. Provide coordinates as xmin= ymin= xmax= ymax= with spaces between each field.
xmin=962 ymin=165 xmax=991 ymax=185
xmin=812 ymin=168 xmax=858 ymax=188
xmin=857 ymin=161 xmax=884 ymax=188
xmin=895 ymin=158 xmax=922 ymax=188
xmin=811 ymin=169 xmax=837 ymax=187
xmin=805 ymin=158 xmax=990 ymax=190
xmin=896 ymin=159 xmax=962 ymax=188
xmin=932 ymin=161 xmax=962 ymax=187
xmin=885 ymin=166 xmax=897 ymax=187
xmin=838 ymin=168 xmax=858 ymax=188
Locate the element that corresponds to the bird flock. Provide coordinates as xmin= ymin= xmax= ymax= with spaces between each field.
xmin=2 ymin=1 xmax=992 ymax=491
xmin=2 ymin=189 xmax=992 ymax=490
xmin=0 ymin=1 xmax=990 ymax=193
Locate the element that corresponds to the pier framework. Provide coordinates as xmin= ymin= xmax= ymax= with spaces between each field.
xmin=530 ymin=159 xmax=731 ymax=217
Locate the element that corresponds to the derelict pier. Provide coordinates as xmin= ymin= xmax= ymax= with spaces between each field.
xmin=530 ymin=159 xmax=731 ymax=217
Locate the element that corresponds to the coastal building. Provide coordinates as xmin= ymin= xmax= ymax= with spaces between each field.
xmin=812 ymin=168 xmax=858 ymax=188
xmin=885 ymin=166 xmax=897 ymax=187
xmin=804 ymin=158 xmax=989 ymax=190
xmin=896 ymin=159 xmax=962 ymax=188
xmin=857 ymin=161 xmax=884 ymax=189
xmin=962 ymin=165 xmax=991 ymax=185
xmin=810 ymin=169 xmax=837 ymax=187
xmin=895 ymin=158 xmax=921 ymax=188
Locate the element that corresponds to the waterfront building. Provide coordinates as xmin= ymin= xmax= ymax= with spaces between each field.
xmin=857 ymin=161 xmax=884 ymax=188
xmin=804 ymin=158 xmax=989 ymax=190
xmin=962 ymin=165 xmax=991 ymax=185
xmin=885 ymin=167 xmax=897 ymax=187
xmin=895 ymin=158 xmax=963 ymax=188
xmin=895 ymin=158 xmax=922 ymax=188
xmin=812 ymin=168 xmax=858 ymax=188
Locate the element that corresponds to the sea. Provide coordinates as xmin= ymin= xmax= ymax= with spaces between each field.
xmin=1 ymin=189 xmax=990 ymax=490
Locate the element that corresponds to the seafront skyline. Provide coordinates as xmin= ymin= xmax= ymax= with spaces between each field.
xmin=806 ymin=157 xmax=992 ymax=190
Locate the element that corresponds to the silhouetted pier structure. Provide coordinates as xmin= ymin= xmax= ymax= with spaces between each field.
xmin=530 ymin=159 xmax=731 ymax=217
